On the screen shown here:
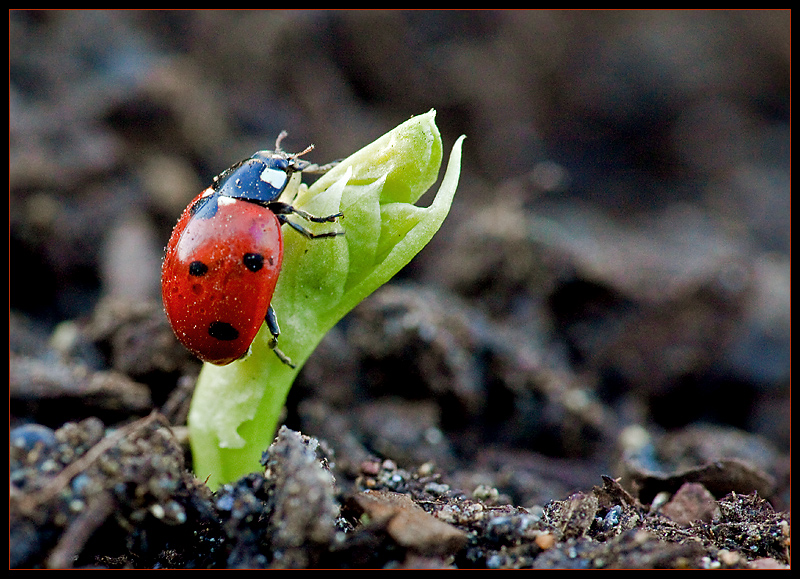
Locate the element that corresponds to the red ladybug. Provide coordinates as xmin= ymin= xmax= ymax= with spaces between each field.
xmin=161 ymin=134 xmax=342 ymax=367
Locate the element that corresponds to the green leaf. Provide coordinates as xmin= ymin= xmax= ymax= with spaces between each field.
xmin=187 ymin=110 xmax=464 ymax=488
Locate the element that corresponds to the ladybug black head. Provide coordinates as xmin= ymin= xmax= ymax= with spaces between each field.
xmin=213 ymin=156 xmax=292 ymax=204
xmin=211 ymin=133 xmax=314 ymax=204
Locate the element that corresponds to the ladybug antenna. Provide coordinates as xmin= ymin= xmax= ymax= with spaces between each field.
xmin=275 ymin=131 xmax=315 ymax=160
xmin=274 ymin=130 xmax=289 ymax=152
xmin=290 ymin=143 xmax=315 ymax=159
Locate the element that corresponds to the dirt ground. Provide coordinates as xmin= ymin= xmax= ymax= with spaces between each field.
xmin=10 ymin=11 xmax=790 ymax=569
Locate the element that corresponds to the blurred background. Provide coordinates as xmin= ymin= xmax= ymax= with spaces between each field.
xmin=10 ymin=11 xmax=790 ymax=508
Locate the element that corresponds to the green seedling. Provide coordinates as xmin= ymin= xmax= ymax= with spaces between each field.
xmin=187 ymin=111 xmax=464 ymax=488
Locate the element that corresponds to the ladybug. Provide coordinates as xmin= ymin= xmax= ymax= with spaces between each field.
xmin=161 ymin=132 xmax=342 ymax=367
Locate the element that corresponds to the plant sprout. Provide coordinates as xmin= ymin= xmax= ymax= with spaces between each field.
xmin=187 ymin=110 xmax=465 ymax=489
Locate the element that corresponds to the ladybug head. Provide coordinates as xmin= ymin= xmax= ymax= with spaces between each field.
xmin=213 ymin=133 xmax=315 ymax=204
xmin=256 ymin=132 xmax=316 ymax=173
xmin=214 ymin=153 xmax=298 ymax=204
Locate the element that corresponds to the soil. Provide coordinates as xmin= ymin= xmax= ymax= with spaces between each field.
xmin=10 ymin=11 xmax=790 ymax=569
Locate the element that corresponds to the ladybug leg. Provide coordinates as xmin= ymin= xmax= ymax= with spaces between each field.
xmin=266 ymin=305 xmax=296 ymax=368
xmin=278 ymin=216 xmax=344 ymax=239
xmin=286 ymin=206 xmax=343 ymax=224
xmin=270 ymin=202 xmax=344 ymax=239
xmin=301 ymin=159 xmax=341 ymax=174
xmin=269 ymin=201 xmax=342 ymax=223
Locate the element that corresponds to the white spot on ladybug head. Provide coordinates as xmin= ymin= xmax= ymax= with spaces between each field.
xmin=260 ymin=166 xmax=288 ymax=190
xmin=218 ymin=196 xmax=238 ymax=207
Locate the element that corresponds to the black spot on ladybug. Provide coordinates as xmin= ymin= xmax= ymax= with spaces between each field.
xmin=189 ymin=261 xmax=209 ymax=276
xmin=243 ymin=253 xmax=264 ymax=272
xmin=208 ymin=321 xmax=239 ymax=341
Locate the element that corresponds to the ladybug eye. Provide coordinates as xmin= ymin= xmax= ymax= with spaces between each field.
xmin=243 ymin=253 xmax=264 ymax=272
xmin=189 ymin=261 xmax=209 ymax=276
